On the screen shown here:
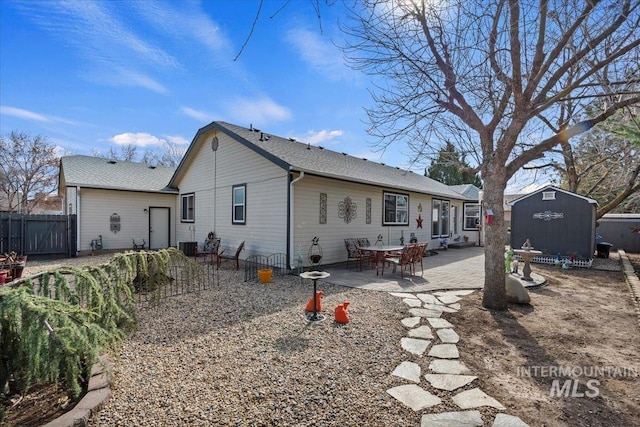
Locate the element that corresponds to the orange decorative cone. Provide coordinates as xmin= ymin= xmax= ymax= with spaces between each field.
xmin=335 ymin=301 xmax=350 ymax=324
xmin=305 ymin=291 xmax=324 ymax=312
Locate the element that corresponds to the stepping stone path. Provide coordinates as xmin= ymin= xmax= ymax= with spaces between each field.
xmin=387 ymin=290 xmax=530 ymax=426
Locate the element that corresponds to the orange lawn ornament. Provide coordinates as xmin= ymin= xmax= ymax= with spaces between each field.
xmin=334 ymin=301 xmax=350 ymax=324
xmin=305 ymin=291 xmax=324 ymax=312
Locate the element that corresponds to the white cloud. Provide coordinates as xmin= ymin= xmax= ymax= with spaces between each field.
xmin=110 ymin=132 xmax=163 ymax=147
xmin=296 ymin=129 xmax=344 ymax=145
xmin=165 ymin=135 xmax=190 ymax=145
xmin=180 ymin=106 xmax=213 ymax=122
xmin=285 ymin=27 xmax=353 ymax=82
xmin=226 ymin=97 xmax=292 ymax=126
xmin=0 ymin=105 xmax=75 ymax=124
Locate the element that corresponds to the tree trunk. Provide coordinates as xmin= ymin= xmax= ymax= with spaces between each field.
xmin=481 ymin=170 xmax=508 ymax=311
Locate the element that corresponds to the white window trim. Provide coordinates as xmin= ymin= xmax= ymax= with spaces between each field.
xmin=463 ymin=203 xmax=481 ymax=230
xmin=542 ymin=191 xmax=556 ymax=200
xmin=181 ymin=193 xmax=195 ymax=222
xmin=232 ymin=184 xmax=246 ymax=225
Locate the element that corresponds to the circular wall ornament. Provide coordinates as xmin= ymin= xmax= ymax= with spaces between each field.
xmin=211 ymin=136 xmax=219 ymax=151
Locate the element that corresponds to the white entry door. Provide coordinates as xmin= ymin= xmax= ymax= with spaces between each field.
xmin=149 ymin=207 xmax=170 ymax=249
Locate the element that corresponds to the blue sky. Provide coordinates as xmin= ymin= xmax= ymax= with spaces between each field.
xmin=0 ymin=1 xmax=416 ymax=166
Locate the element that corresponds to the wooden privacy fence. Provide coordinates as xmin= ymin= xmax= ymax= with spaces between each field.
xmin=0 ymin=213 xmax=77 ymax=257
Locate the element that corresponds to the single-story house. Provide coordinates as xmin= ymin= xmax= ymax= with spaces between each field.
xmin=59 ymin=121 xmax=481 ymax=266
xmin=58 ymin=156 xmax=177 ymax=252
xmin=509 ymin=185 xmax=597 ymax=259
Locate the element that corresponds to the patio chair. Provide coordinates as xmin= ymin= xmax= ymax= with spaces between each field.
xmin=219 ymin=241 xmax=245 ymax=270
xmin=195 ymin=232 xmax=222 ymax=266
xmin=412 ymin=243 xmax=429 ymax=274
xmin=356 ymin=237 xmax=375 ymax=269
xmin=383 ymin=245 xmax=415 ymax=278
xmin=344 ymin=238 xmax=370 ymax=270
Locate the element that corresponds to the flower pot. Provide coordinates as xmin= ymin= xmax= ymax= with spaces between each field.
xmin=258 ymin=269 xmax=272 ymax=283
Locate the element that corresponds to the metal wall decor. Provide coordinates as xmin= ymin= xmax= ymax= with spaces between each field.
xmin=366 ymin=198 xmax=372 ymax=224
xmin=319 ymin=193 xmax=327 ymax=224
xmin=110 ymin=213 xmax=121 ymax=233
xmin=338 ymin=196 xmax=357 ymax=224
xmin=533 ymin=211 xmax=564 ymax=221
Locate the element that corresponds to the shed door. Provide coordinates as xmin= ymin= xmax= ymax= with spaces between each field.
xmin=149 ymin=207 xmax=170 ymax=250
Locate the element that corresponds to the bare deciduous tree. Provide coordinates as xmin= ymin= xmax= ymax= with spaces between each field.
xmin=342 ymin=0 xmax=640 ymax=310
xmin=0 ymin=131 xmax=59 ymax=214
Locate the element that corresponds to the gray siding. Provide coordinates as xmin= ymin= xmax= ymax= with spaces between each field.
xmin=511 ymin=189 xmax=596 ymax=258
xmin=597 ymin=215 xmax=640 ymax=253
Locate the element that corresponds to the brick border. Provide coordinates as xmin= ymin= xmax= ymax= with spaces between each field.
xmin=619 ymin=250 xmax=640 ymax=326
xmin=43 ymin=357 xmax=111 ymax=427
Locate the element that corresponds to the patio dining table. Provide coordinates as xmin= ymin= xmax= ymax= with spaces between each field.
xmin=358 ymin=245 xmax=405 ymax=276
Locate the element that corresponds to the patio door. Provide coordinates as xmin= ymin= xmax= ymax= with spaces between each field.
xmin=432 ymin=199 xmax=450 ymax=238
xmin=149 ymin=207 xmax=170 ymax=249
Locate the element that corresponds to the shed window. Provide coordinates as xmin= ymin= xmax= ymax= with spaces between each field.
xmin=463 ymin=203 xmax=480 ymax=230
xmin=383 ymin=192 xmax=409 ymax=225
xmin=181 ymin=193 xmax=195 ymax=222
xmin=232 ymin=184 xmax=246 ymax=224
xmin=542 ymin=191 xmax=556 ymax=200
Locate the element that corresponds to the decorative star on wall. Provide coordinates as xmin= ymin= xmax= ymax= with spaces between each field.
xmin=416 ymin=214 xmax=423 ymax=229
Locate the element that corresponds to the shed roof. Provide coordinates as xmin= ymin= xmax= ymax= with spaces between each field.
xmin=59 ymin=155 xmax=177 ymax=193
xmin=171 ymin=121 xmax=466 ymax=200
xmin=508 ymin=185 xmax=598 ymax=206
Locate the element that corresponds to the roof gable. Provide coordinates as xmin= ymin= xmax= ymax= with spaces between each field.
xmin=509 ymin=185 xmax=598 ymax=206
xmin=171 ymin=121 xmax=466 ymax=200
xmin=60 ymin=155 xmax=177 ymax=193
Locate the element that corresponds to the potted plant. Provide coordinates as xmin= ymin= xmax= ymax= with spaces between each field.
xmin=463 ymin=235 xmax=469 ymax=242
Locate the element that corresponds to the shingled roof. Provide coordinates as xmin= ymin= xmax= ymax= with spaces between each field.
xmin=171 ymin=121 xmax=466 ymax=200
xmin=59 ymin=155 xmax=177 ymax=193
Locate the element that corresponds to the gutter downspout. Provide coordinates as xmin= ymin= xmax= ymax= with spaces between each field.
xmin=289 ymin=171 xmax=305 ymax=269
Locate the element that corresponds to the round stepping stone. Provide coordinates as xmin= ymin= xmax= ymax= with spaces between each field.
xmin=420 ymin=410 xmax=483 ymax=427
xmin=403 ymin=298 xmax=423 ymax=307
xmin=437 ymin=294 xmax=462 ymax=304
xmin=429 ymin=359 xmax=470 ymax=374
xmin=389 ymin=292 xmax=419 ymax=299
xmin=453 ymin=387 xmax=506 ymax=410
xmin=391 ymin=361 xmax=421 ymax=383
xmin=436 ymin=328 xmax=460 ymax=343
xmin=400 ymin=337 xmax=431 ymax=356
xmin=408 ymin=325 xmax=434 ymax=339
xmin=428 ymin=344 xmax=459 ymax=359
xmin=416 ymin=293 xmax=443 ymax=305
xmin=492 ymin=413 xmax=530 ymax=427
xmin=424 ymin=374 xmax=477 ymax=391
xmin=427 ymin=318 xmax=454 ymax=329
xmin=386 ymin=384 xmax=442 ymax=411
xmin=410 ymin=308 xmax=443 ymax=318
xmin=401 ymin=317 xmax=421 ymax=328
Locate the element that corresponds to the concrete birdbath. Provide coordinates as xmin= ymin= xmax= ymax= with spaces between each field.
xmin=513 ymin=239 xmax=542 ymax=281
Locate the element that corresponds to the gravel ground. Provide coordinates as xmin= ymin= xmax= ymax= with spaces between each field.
xmin=83 ymin=267 xmax=423 ymax=427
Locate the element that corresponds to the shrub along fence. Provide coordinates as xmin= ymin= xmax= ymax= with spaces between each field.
xmin=0 ymin=248 xmax=216 ymax=402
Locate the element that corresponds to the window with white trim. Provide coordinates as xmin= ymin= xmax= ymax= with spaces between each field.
xmin=432 ymin=199 xmax=450 ymax=237
xmin=463 ymin=203 xmax=480 ymax=230
xmin=232 ymin=184 xmax=246 ymax=224
xmin=383 ymin=192 xmax=409 ymax=225
xmin=181 ymin=193 xmax=195 ymax=222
